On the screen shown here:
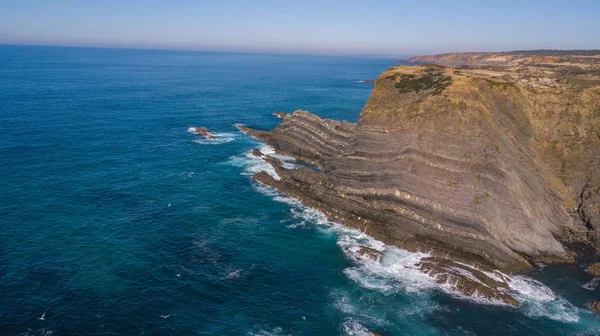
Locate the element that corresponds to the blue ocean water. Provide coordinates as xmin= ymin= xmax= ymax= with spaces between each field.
xmin=1 ymin=45 xmax=599 ymax=335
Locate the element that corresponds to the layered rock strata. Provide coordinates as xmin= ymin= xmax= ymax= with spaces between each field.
xmin=239 ymin=53 xmax=600 ymax=303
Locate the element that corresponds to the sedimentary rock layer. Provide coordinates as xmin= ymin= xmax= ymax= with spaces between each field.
xmin=242 ymin=56 xmax=600 ymax=278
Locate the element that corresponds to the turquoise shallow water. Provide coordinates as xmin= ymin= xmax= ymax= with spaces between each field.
xmin=1 ymin=45 xmax=600 ymax=335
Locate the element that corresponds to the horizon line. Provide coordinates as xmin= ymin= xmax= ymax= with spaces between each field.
xmin=3 ymin=42 xmax=599 ymax=59
xmin=0 ymin=42 xmax=416 ymax=58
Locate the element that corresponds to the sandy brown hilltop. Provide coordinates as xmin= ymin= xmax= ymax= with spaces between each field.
xmin=239 ymin=51 xmax=600 ymax=305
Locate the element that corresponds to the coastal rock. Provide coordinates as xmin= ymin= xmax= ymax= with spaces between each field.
xmin=590 ymin=301 xmax=600 ymax=314
xmin=262 ymin=155 xmax=284 ymax=169
xmin=188 ymin=127 xmax=215 ymax=139
xmin=357 ymin=246 xmax=383 ymax=262
xmin=252 ymin=149 xmax=264 ymax=157
xmin=273 ymin=112 xmax=289 ymax=119
xmin=587 ymin=263 xmax=600 ymax=277
xmin=416 ymin=257 xmax=518 ymax=305
xmin=246 ymin=53 xmax=600 ymax=276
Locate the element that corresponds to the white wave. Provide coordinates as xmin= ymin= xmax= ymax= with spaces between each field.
xmin=331 ymin=289 xmax=359 ymax=315
xmin=519 ymin=296 xmax=580 ymax=323
xmin=289 ymin=206 xmax=330 ymax=228
xmin=255 ymin=184 xmax=440 ymax=297
xmin=21 ymin=329 xmax=54 ymax=336
xmin=225 ymin=269 xmax=242 ymax=279
xmin=186 ymin=127 xmax=200 ymax=134
xmin=248 ymin=327 xmax=288 ymax=336
xmin=227 ymin=144 xmax=281 ymax=180
xmin=342 ymin=319 xmax=372 ymax=336
xmin=509 ymin=276 xmax=556 ymax=302
xmin=583 ymin=277 xmax=600 ymax=291
xmin=192 ymin=132 xmax=237 ymax=144
xmin=343 ymin=247 xmax=434 ymax=295
xmin=254 ymin=145 xmax=299 ymax=169
xmin=228 ymin=143 xmax=300 ymax=181
xmin=508 ymin=275 xmax=580 ymax=322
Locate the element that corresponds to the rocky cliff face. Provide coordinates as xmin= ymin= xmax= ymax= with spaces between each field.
xmin=405 ymin=52 xmax=600 ymax=249
xmin=240 ymin=52 xmax=600 ymax=304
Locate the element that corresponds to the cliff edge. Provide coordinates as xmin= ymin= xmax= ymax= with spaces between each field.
xmin=241 ymin=51 xmax=600 ymax=304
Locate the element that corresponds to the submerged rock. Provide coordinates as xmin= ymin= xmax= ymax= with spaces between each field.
xmin=188 ymin=127 xmax=214 ymax=139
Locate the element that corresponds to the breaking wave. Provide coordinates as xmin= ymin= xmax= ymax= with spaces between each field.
xmin=227 ymin=144 xmax=281 ymax=180
xmin=509 ymin=276 xmax=580 ymax=322
xmin=342 ymin=319 xmax=372 ymax=336
xmin=227 ymin=144 xmax=299 ymax=181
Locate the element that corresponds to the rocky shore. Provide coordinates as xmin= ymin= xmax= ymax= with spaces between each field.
xmin=240 ymin=51 xmax=600 ymax=305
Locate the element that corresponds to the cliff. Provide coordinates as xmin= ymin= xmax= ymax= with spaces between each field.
xmin=241 ymin=52 xmax=600 ymax=304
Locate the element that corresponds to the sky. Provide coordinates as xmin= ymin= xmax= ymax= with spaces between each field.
xmin=1 ymin=0 xmax=599 ymax=55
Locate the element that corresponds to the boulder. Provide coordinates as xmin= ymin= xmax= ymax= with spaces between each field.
xmin=587 ymin=263 xmax=600 ymax=277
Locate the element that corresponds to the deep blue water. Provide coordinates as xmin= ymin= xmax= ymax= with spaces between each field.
xmin=1 ymin=45 xmax=600 ymax=335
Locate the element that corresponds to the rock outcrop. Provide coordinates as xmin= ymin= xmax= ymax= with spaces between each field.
xmin=587 ymin=263 xmax=600 ymax=277
xmin=416 ymin=257 xmax=518 ymax=306
xmin=273 ymin=112 xmax=288 ymax=119
xmin=357 ymin=246 xmax=383 ymax=262
xmin=188 ymin=127 xmax=214 ymax=139
xmin=242 ymin=51 xmax=600 ymax=303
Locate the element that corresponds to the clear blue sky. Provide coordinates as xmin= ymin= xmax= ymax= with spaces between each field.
xmin=1 ymin=0 xmax=599 ymax=55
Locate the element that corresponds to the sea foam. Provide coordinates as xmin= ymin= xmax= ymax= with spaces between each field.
xmin=341 ymin=319 xmax=373 ymax=336
xmin=227 ymin=144 xmax=300 ymax=181
xmin=248 ymin=327 xmax=289 ymax=336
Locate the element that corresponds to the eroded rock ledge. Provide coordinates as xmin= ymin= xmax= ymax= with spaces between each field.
xmin=241 ymin=54 xmax=600 ymax=304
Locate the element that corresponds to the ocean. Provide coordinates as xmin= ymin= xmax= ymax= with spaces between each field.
xmin=1 ymin=45 xmax=599 ymax=335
